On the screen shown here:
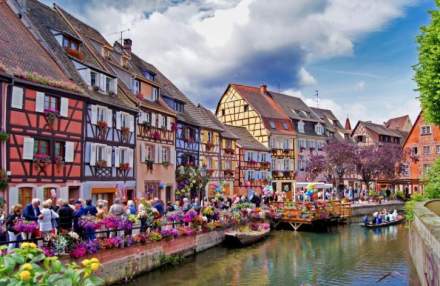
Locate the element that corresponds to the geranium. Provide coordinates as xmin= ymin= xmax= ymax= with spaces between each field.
xmin=70 ymin=243 xmax=87 ymax=259
xmin=182 ymin=209 xmax=197 ymax=223
xmin=13 ymin=220 xmax=38 ymax=234
xmin=79 ymin=215 xmax=99 ymax=231
xmin=160 ymin=228 xmax=179 ymax=239
xmin=99 ymin=215 xmax=121 ymax=229
xmin=167 ymin=211 xmax=183 ymax=223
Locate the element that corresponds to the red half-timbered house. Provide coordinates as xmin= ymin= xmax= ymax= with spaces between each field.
xmin=0 ymin=2 xmax=84 ymax=209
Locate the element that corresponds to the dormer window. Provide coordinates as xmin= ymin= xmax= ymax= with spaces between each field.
xmin=282 ymin=122 xmax=289 ymax=130
xmin=151 ymin=87 xmax=159 ymax=102
xmin=121 ymin=54 xmax=129 ymax=68
xmin=102 ymin=46 xmax=112 ymax=59
xmin=315 ymin=123 xmax=324 ymax=135
xmin=62 ymin=36 xmax=82 ymax=59
xmin=132 ymin=79 xmax=140 ymax=95
xmin=143 ymin=70 xmax=155 ymax=81
xmin=269 ymin=120 xmax=276 ymax=129
xmin=298 ymin=121 xmax=305 ymax=133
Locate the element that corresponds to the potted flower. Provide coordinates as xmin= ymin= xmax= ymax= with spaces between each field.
xmin=96 ymin=120 xmax=108 ymax=140
xmin=96 ymin=160 xmax=107 ymax=168
xmin=54 ymin=155 xmax=64 ymax=171
xmin=44 ymin=108 xmax=58 ymax=127
xmin=121 ymin=126 xmax=130 ymax=142
xmin=162 ymin=161 xmax=170 ymax=168
xmin=33 ymin=153 xmax=51 ymax=172
xmin=118 ymin=162 xmax=130 ymax=171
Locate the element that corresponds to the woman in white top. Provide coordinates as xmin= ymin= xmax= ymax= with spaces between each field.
xmin=38 ymin=200 xmax=59 ymax=236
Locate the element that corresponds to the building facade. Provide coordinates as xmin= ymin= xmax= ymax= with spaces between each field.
xmin=216 ymin=84 xmax=295 ymax=194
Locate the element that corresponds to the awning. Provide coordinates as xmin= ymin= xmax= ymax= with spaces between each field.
xmin=295 ymin=182 xmax=333 ymax=189
xmin=92 ymin=188 xmax=116 ymax=194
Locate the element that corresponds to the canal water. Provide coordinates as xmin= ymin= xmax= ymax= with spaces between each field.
xmin=127 ymin=224 xmax=419 ymax=286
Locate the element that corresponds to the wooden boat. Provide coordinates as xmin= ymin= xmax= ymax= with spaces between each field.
xmin=224 ymin=228 xmax=270 ymax=247
xmin=363 ymin=216 xmax=405 ymax=229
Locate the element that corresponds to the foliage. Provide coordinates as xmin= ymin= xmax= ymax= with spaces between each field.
xmin=0 ymin=242 xmax=104 ymax=286
xmin=175 ymin=166 xmax=208 ymax=198
xmin=0 ymin=131 xmax=9 ymax=142
xmin=414 ymin=1 xmax=440 ymax=124
xmin=159 ymin=254 xmax=184 ymax=267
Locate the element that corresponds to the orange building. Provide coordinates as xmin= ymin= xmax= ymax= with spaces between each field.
xmin=400 ymin=112 xmax=440 ymax=195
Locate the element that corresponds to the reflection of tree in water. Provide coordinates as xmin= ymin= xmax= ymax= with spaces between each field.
xmin=129 ymin=225 xmax=413 ymax=286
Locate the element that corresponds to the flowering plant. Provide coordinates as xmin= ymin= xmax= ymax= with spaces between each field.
xmin=84 ymin=239 xmax=100 ymax=254
xmin=167 ymin=211 xmax=183 ymax=223
xmin=79 ymin=215 xmax=99 ymax=231
xmin=99 ymin=237 xmax=124 ymax=249
xmin=178 ymin=226 xmax=194 ymax=236
xmin=13 ymin=220 xmax=38 ymax=234
xmin=148 ymin=231 xmax=162 ymax=242
xmin=99 ymin=215 xmax=121 ymax=229
xmin=118 ymin=219 xmax=133 ymax=232
xmin=70 ymin=243 xmax=87 ymax=258
xmin=160 ymin=228 xmax=179 ymax=240
xmin=182 ymin=209 xmax=197 ymax=223
xmin=202 ymin=206 xmax=214 ymax=217
xmin=128 ymin=214 xmax=138 ymax=224
xmin=133 ymin=233 xmax=148 ymax=244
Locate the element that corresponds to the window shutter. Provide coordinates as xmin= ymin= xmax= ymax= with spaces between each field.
xmin=267 ymin=153 xmax=272 ymax=163
xmin=35 ymin=92 xmax=45 ymax=112
xmin=151 ymin=113 xmax=156 ymax=127
xmin=156 ymin=145 xmax=162 ymax=163
xmin=100 ymin=74 xmax=106 ymax=91
xmin=60 ymin=97 xmax=69 ymax=117
xmin=106 ymin=146 xmax=113 ymax=166
xmin=128 ymin=114 xmax=134 ymax=132
xmin=112 ymin=78 xmax=118 ymax=94
xmin=22 ymin=137 xmax=34 ymax=160
xmin=140 ymin=143 xmax=146 ymax=162
xmin=90 ymin=143 xmax=97 ymax=166
xmin=170 ymin=148 xmax=176 ymax=165
xmin=158 ymin=114 xmax=162 ymax=128
xmin=65 ymin=141 xmax=75 ymax=163
xmin=167 ymin=116 xmax=172 ymax=131
xmin=11 ymin=86 xmax=24 ymax=109
xmin=116 ymin=111 xmax=121 ymax=130
xmin=91 ymin=105 xmax=98 ymax=124
xmin=106 ymin=108 xmax=113 ymax=127
xmin=128 ymin=149 xmax=134 ymax=168
xmin=114 ymin=147 xmax=120 ymax=167
xmin=78 ymin=68 xmax=91 ymax=85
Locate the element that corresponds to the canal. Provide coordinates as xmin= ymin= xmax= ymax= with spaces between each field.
xmin=127 ymin=224 xmax=419 ymax=286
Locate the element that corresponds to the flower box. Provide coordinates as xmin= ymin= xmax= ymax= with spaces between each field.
xmin=153 ymin=131 xmax=161 ymax=140
xmin=205 ymin=141 xmax=214 ymax=151
xmin=44 ymin=108 xmax=59 ymax=127
xmin=119 ymin=162 xmax=130 ymax=171
xmin=162 ymin=161 xmax=170 ymax=168
xmin=33 ymin=153 xmax=51 ymax=172
xmin=96 ymin=160 xmax=107 ymax=168
xmin=65 ymin=47 xmax=84 ymax=60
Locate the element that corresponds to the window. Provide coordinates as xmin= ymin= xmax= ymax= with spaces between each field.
xmin=145 ymin=144 xmax=154 ymax=161
xmin=400 ymin=164 xmax=409 ymax=177
xmin=437 ymin=145 xmax=440 ymax=154
xmin=244 ymin=104 xmax=249 ymax=112
xmin=423 ymin=146 xmax=431 ymax=155
xmin=34 ymin=139 xmax=50 ymax=156
xmin=283 ymin=139 xmax=290 ymax=149
xmin=162 ymin=146 xmax=170 ymax=163
xmin=221 ymin=109 xmax=225 ymax=116
xmin=284 ymin=158 xmax=290 ymax=171
xmin=143 ymin=70 xmax=155 ymax=81
xmin=19 ymin=187 xmax=33 ymax=207
xmin=423 ymin=164 xmax=431 ymax=175
xmin=421 ymin=125 xmax=432 ymax=135
xmin=160 ymin=115 xmax=167 ymax=129
xmin=132 ymin=79 xmax=140 ymax=95
xmin=62 ymin=36 xmax=80 ymax=51
xmin=411 ymin=147 xmax=418 ymax=155
xmin=315 ymin=123 xmax=324 ymax=135
xmin=106 ymin=77 xmax=111 ymax=93
xmin=44 ymin=95 xmax=59 ymax=113
xmin=151 ymin=87 xmax=159 ymax=101
xmin=282 ymin=122 xmax=289 ymax=130
xmin=269 ymin=121 xmax=276 ymax=129
xmin=175 ymin=102 xmax=184 ymax=112
xmin=54 ymin=141 xmax=65 ymax=159
xmin=91 ymin=71 xmax=97 ymax=87
xmin=96 ymin=145 xmax=106 ymax=162
xmin=298 ymin=121 xmax=305 ymax=133
xmin=97 ymin=106 xmax=108 ymax=122
xmin=207 ymin=131 xmax=213 ymax=143
xmin=260 ymin=153 xmax=267 ymax=162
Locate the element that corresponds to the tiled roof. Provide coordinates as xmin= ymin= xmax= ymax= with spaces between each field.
xmin=23 ymin=0 xmax=134 ymax=110
xmin=197 ymin=105 xmax=239 ymax=138
xmin=384 ymin=115 xmax=411 ymax=132
xmin=223 ymin=125 xmax=269 ymax=151
xmin=359 ymin=121 xmax=403 ymax=138
xmin=0 ymin=1 xmax=70 ymax=83
xmin=270 ymin=93 xmax=322 ymax=123
xmin=310 ymin=107 xmax=343 ymax=128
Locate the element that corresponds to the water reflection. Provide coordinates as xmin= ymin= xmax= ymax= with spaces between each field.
xmin=127 ymin=225 xmax=419 ymax=286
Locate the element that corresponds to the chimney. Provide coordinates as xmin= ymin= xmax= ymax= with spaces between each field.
xmin=123 ymin=38 xmax=132 ymax=54
xmin=345 ymin=118 xmax=352 ymax=130
xmin=260 ymin=84 xmax=267 ymax=95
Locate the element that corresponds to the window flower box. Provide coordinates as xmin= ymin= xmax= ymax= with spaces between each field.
xmin=205 ymin=141 xmax=214 ymax=151
xmin=118 ymin=162 xmax=130 ymax=171
xmin=96 ymin=160 xmax=107 ymax=168
xmin=121 ymin=127 xmax=130 ymax=142
xmin=33 ymin=153 xmax=51 ymax=172
xmin=54 ymin=155 xmax=64 ymax=171
xmin=153 ymin=131 xmax=161 ymax=140
xmin=162 ymin=161 xmax=170 ymax=168
xmin=44 ymin=108 xmax=58 ymax=127
xmin=64 ymin=47 xmax=84 ymax=60
xmin=96 ymin=120 xmax=108 ymax=139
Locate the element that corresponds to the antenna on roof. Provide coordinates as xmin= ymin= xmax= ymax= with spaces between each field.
xmin=107 ymin=28 xmax=130 ymax=45
xmin=315 ymin=89 xmax=319 ymax=108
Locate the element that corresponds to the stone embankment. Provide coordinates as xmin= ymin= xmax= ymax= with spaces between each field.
xmin=409 ymin=200 xmax=440 ymax=286
xmin=348 ymin=200 xmax=405 ymax=222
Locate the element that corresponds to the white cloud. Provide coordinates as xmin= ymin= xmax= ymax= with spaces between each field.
xmin=355 ymin=81 xmax=366 ymax=91
xmin=63 ymin=0 xmax=414 ymax=106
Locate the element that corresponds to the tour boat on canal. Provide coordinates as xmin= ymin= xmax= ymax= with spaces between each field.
xmin=224 ymin=223 xmax=271 ymax=247
xmin=363 ymin=215 xmax=405 ymax=229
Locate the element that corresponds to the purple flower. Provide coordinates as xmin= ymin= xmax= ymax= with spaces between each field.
xmin=160 ymin=228 xmax=179 ymax=238
xmin=70 ymin=243 xmax=87 ymax=258
xmin=14 ymin=220 xmax=38 ymax=234
xmin=84 ymin=239 xmax=100 ymax=254
xmin=183 ymin=209 xmax=197 ymax=223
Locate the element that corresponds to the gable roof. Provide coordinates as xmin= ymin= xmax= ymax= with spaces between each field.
xmin=384 ymin=115 xmax=412 ymax=132
xmin=197 ymin=105 xmax=239 ymax=138
xmin=223 ymin=125 xmax=268 ymax=151
xmin=271 ymin=93 xmax=322 ymax=123
xmin=403 ymin=112 xmax=422 ymax=147
xmin=0 ymin=1 xmax=73 ymax=85
xmin=310 ymin=107 xmax=342 ymax=128
xmin=352 ymin=121 xmax=403 ymax=138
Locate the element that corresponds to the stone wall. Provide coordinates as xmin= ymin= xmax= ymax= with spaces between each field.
xmin=409 ymin=201 xmax=440 ymax=286
xmin=348 ymin=201 xmax=405 ymax=222
xmin=90 ymin=230 xmax=225 ymax=285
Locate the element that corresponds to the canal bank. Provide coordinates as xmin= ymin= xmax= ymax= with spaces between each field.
xmin=349 ymin=200 xmax=405 ymax=222
xmin=409 ymin=200 xmax=440 ymax=286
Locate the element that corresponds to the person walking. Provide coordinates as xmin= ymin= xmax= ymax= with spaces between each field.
xmin=58 ymin=200 xmax=74 ymax=233
xmin=38 ymin=200 xmax=59 ymax=239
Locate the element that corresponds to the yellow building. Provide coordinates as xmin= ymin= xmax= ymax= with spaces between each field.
xmin=216 ymin=84 xmax=296 ymax=194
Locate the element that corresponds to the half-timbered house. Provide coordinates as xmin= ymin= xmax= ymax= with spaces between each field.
xmin=0 ymin=1 xmax=85 ymax=208
xmin=22 ymin=0 xmax=137 ymax=204
xmin=223 ymin=125 xmax=271 ymax=195
xmin=216 ymin=84 xmax=296 ymax=194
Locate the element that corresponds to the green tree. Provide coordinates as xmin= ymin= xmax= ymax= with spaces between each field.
xmin=414 ymin=0 xmax=440 ymax=124
xmin=423 ymin=157 xmax=440 ymax=199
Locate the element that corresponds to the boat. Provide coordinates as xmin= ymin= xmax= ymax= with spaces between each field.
xmin=362 ymin=215 xmax=405 ymax=229
xmin=224 ymin=228 xmax=270 ymax=247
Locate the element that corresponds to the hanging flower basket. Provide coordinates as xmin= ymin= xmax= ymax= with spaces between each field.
xmin=0 ymin=169 xmax=8 ymax=190
xmin=119 ymin=162 xmax=130 ymax=171
xmin=153 ymin=131 xmax=161 ymax=140
xmin=145 ymin=159 xmax=154 ymax=171
xmin=96 ymin=160 xmax=107 ymax=168
xmin=96 ymin=120 xmax=108 ymax=139
xmin=205 ymin=142 xmax=214 ymax=151
xmin=162 ymin=161 xmax=170 ymax=168
xmin=121 ymin=127 xmax=130 ymax=142
xmin=33 ymin=153 xmax=51 ymax=172
xmin=0 ymin=131 xmax=9 ymax=142
xmin=54 ymin=155 xmax=64 ymax=171
xmin=44 ymin=109 xmax=58 ymax=127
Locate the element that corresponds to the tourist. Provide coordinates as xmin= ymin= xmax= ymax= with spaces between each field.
xmin=6 ymin=204 xmax=23 ymax=251
xmin=38 ymin=200 xmax=59 ymax=238
xmin=109 ymin=198 xmax=125 ymax=218
xmin=153 ymin=198 xmax=165 ymax=216
xmin=72 ymin=200 xmax=85 ymax=234
xmin=58 ymin=199 xmax=74 ymax=232
xmin=96 ymin=200 xmax=108 ymax=219
xmin=23 ymin=198 xmax=41 ymax=222
xmin=84 ymin=199 xmax=98 ymax=216
xmin=0 ymin=207 xmax=6 ymax=243
xmin=126 ymin=200 xmax=137 ymax=215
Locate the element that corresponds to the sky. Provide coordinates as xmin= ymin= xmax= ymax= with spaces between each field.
xmin=42 ymin=0 xmax=436 ymax=125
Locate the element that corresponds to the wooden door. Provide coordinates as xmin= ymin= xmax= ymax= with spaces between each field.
xmin=18 ymin=187 xmax=33 ymax=207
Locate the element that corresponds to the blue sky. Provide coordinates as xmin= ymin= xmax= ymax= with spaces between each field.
xmin=42 ymin=0 xmax=435 ymax=125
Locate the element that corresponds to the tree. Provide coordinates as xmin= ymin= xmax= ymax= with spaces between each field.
xmin=354 ymin=144 xmax=402 ymax=190
xmin=422 ymin=157 xmax=440 ymax=199
xmin=414 ymin=1 xmax=440 ymax=124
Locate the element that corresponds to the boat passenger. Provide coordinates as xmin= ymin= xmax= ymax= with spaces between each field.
xmin=363 ymin=215 xmax=369 ymax=225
